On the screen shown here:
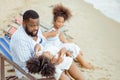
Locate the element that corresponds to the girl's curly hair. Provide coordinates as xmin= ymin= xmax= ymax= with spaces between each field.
xmin=53 ymin=4 xmax=72 ymax=21
xmin=26 ymin=55 xmax=55 ymax=77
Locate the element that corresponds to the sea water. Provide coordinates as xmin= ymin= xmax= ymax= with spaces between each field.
xmin=84 ymin=0 xmax=120 ymax=23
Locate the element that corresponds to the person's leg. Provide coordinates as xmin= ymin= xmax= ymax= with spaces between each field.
xmin=76 ymin=51 xmax=93 ymax=69
xmin=74 ymin=51 xmax=83 ymax=62
xmin=65 ymin=70 xmax=74 ymax=80
xmin=55 ymin=67 xmax=70 ymax=80
xmin=80 ymin=50 xmax=84 ymax=56
xmin=59 ymin=72 xmax=70 ymax=80
xmin=63 ymin=43 xmax=92 ymax=69
xmin=68 ymin=61 xmax=84 ymax=80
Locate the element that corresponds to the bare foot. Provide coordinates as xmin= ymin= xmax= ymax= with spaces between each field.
xmin=80 ymin=51 xmax=84 ymax=56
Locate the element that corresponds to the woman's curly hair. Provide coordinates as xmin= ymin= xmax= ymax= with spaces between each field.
xmin=26 ymin=55 xmax=55 ymax=77
xmin=53 ymin=4 xmax=72 ymax=21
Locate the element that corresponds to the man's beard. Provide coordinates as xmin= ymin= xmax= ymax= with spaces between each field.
xmin=25 ymin=26 xmax=38 ymax=37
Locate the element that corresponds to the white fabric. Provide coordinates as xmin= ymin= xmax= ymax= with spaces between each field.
xmin=54 ymin=68 xmax=63 ymax=80
xmin=38 ymin=45 xmax=73 ymax=80
xmin=39 ymin=45 xmax=73 ymax=70
xmin=47 ymin=28 xmax=62 ymax=47
xmin=10 ymin=26 xmax=44 ymax=78
xmin=62 ymin=43 xmax=80 ymax=58
xmin=47 ymin=28 xmax=80 ymax=58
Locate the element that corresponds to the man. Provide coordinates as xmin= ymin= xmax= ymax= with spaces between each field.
xmin=10 ymin=10 xmax=42 ymax=79
xmin=10 ymin=10 xmax=84 ymax=80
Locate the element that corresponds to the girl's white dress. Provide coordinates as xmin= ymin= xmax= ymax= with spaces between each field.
xmin=46 ymin=28 xmax=80 ymax=58
xmin=38 ymin=44 xmax=73 ymax=80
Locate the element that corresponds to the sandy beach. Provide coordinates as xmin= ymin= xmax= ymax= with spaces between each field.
xmin=0 ymin=0 xmax=120 ymax=80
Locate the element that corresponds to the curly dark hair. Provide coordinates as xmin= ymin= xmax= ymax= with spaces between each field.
xmin=23 ymin=10 xmax=39 ymax=21
xmin=26 ymin=57 xmax=40 ymax=74
xmin=26 ymin=55 xmax=55 ymax=77
xmin=53 ymin=4 xmax=72 ymax=22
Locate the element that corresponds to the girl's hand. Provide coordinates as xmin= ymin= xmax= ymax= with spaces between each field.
xmin=51 ymin=56 xmax=58 ymax=64
xmin=56 ymin=56 xmax=64 ymax=65
xmin=66 ymin=51 xmax=71 ymax=56
xmin=34 ymin=52 xmax=39 ymax=58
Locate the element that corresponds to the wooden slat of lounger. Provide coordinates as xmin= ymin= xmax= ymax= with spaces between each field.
xmin=0 ymin=37 xmax=55 ymax=80
xmin=37 ymin=77 xmax=55 ymax=80
xmin=0 ymin=44 xmax=12 ymax=61
xmin=4 ymin=36 xmax=10 ymax=43
xmin=0 ymin=53 xmax=55 ymax=80
xmin=0 ymin=38 xmax=9 ymax=51
xmin=0 ymin=55 xmax=5 ymax=80
xmin=0 ymin=53 xmax=37 ymax=80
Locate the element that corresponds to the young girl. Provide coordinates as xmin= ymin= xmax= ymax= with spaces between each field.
xmin=34 ymin=43 xmax=84 ymax=80
xmin=43 ymin=4 xmax=93 ymax=69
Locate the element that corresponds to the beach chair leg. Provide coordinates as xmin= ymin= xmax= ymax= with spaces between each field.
xmin=0 ymin=56 xmax=5 ymax=80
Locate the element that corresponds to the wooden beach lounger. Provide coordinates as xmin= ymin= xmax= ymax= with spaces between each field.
xmin=3 ymin=25 xmax=17 ymax=39
xmin=0 ymin=36 xmax=55 ymax=80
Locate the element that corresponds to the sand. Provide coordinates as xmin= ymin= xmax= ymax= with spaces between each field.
xmin=0 ymin=0 xmax=120 ymax=80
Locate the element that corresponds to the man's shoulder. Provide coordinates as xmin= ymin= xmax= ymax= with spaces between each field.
xmin=11 ymin=26 xmax=27 ymax=41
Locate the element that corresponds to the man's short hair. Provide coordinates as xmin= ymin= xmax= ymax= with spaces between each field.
xmin=23 ymin=10 xmax=39 ymax=21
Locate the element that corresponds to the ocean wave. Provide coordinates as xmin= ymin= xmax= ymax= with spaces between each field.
xmin=84 ymin=0 xmax=120 ymax=23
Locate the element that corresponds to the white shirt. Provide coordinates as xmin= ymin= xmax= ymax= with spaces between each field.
xmin=10 ymin=26 xmax=46 ymax=78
